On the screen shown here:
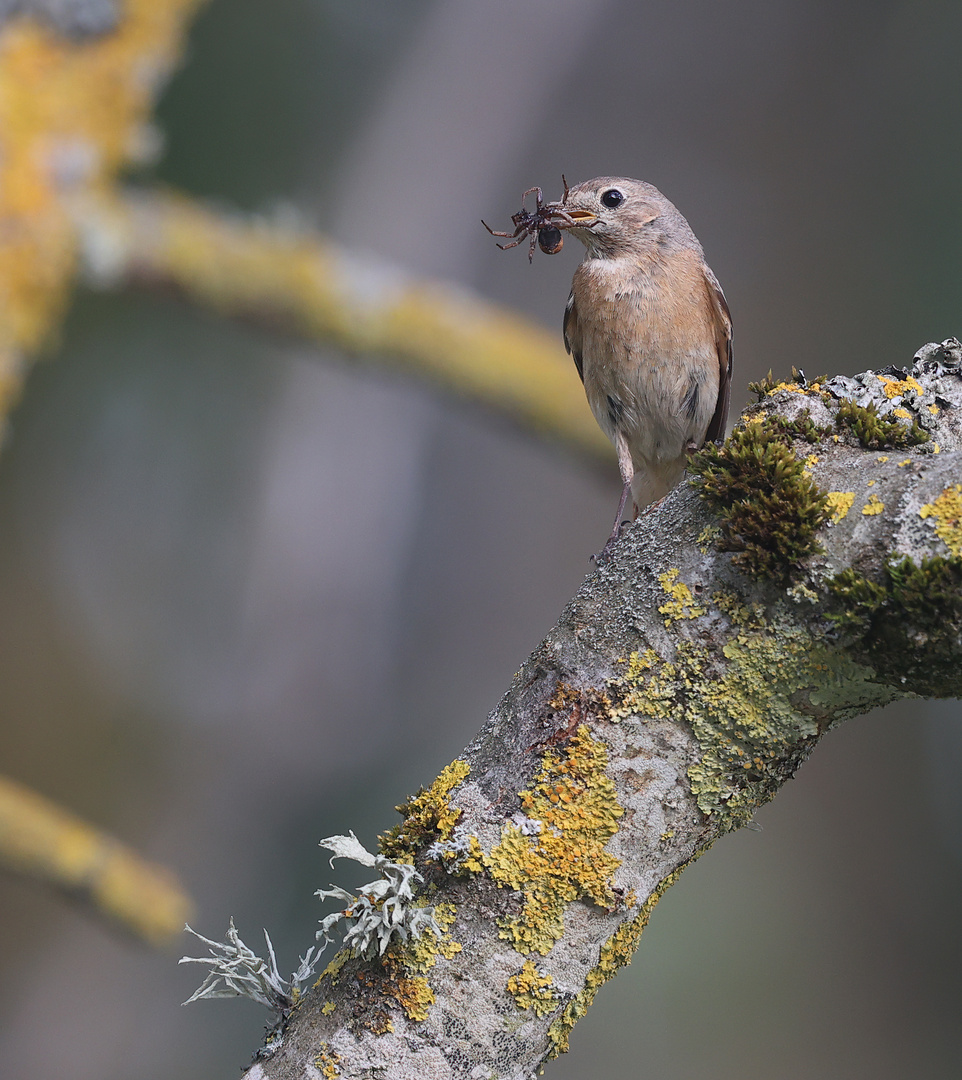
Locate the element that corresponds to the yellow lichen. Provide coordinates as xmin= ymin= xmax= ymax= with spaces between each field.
xmin=379 ymin=759 xmax=470 ymax=860
xmin=802 ymin=453 xmax=819 ymax=474
xmin=825 ymin=491 xmax=855 ymax=523
xmin=320 ymin=1000 xmax=335 ymax=1015
xmin=547 ymin=860 xmax=698 ymax=1056
xmin=314 ymin=1044 xmax=341 ymax=1079
xmin=391 ymin=976 xmax=434 ymax=1022
xmin=374 ymin=903 xmax=461 ymax=1026
xmin=93 ymin=187 xmax=612 ymax=465
xmin=697 ymin=522 xmax=721 ymax=551
xmin=0 ymin=0 xmax=205 ymax=416
xmin=878 ymin=374 xmax=923 ymax=399
xmin=892 ymin=407 xmax=912 ymax=419
xmin=657 ymin=568 xmax=706 ymax=628
xmin=877 ymin=456 xmax=889 ymax=463
xmin=392 ymin=903 xmax=462 ymax=974
xmin=611 ymin=623 xmax=892 ymax=830
xmin=898 ymin=458 xmax=912 ymax=467
xmin=928 ymin=403 xmax=939 ymax=415
xmin=483 ymin=727 xmax=623 ymax=955
xmin=316 ymin=949 xmax=349 ymax=988
xmin=365 ymin=1012 xmax=393 ymax=1035
xmin=506 ymin=960 xmax=557 ymax=1018
xmin=919 ymin=484 xmax=962 ymax=557
xmin=768 ymin=381 xmax=810 ymax=395
xmin=862 ymin=495 xmax=885 ymax=516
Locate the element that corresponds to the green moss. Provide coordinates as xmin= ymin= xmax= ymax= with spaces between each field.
xmin=689 ymin=419 xmax=831 ymax=584
xmin=827 ymin=555 xmax=962 ymax=696
xmin=834 ymin=399 xmax=929 ymax=450
xmin=767 ymin=413 xmax=831 ymax=444
xmin=747 ymin=370 xmax=778 ymax=401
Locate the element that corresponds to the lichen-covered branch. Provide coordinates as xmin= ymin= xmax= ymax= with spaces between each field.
xmin=239 ymin=343 xmax=962 ymax=1080
xmin=74 ymin=186 xmax=611 ymax=462
xmin=0 ymin=0 xmax=205 ymax=412
xmin=0 ymin=774 xmax=193 ymax=943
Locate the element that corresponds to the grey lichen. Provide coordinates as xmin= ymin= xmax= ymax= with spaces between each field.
xmin=180 ymin=918 xmax=321 ymax=1015
xmin=316 ymin=831 xmax=441 ymax=959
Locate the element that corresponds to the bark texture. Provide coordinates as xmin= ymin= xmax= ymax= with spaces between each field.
xmin=244 ymin=343 xmax=962 ymax=1080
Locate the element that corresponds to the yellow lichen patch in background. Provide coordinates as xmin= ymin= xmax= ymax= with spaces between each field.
xmin=862 ymin=495 xmax=885 ymax=516
xmin=485 ymin=726 xmax=623 ymax=956
xmin=0 ymin=0 xmax=206 ymax=416
xmin=657 ymin=568 xmax=706 ymax=627
xmin=507 ymin=960 xmax=557 ymax=1018
xmin=802 ymin=453 xmax=819 ymax=475
xmin=919 ymin=484 xmax=962 ymax=557
xmin=825 ymin=491 xmax=855 ymax=523
xmin=878 ymin=374 xmax=923 ymax=399
xmin=0 ymin=774 xmax=192 ymax=944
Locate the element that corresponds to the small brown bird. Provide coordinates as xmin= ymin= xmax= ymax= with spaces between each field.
xmin=552 ymin=177 xmax=732 ymax=554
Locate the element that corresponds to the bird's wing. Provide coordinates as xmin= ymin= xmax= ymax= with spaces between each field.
xmin=703 ymin=267 xmax=732 ymax=444
xmin=562 ymin=290 xmax=585 ymax=384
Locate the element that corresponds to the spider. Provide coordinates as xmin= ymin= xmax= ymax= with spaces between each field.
xmin=482 ymin=177 xmax=579 ymax=262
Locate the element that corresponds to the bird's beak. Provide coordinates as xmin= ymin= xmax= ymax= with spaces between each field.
xmin=546 ymin=205 xmax=598 ymax=229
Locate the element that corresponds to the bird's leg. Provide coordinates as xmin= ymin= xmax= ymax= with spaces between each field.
xmin=592 ymin=433 xmax=634 ymax=564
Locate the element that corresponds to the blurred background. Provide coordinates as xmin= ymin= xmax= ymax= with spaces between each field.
xmin=1 ymin=0 xmax=961 ymax=1077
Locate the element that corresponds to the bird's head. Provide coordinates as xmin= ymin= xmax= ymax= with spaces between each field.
xmin=548 ymin=176 xmax=695 ymax=259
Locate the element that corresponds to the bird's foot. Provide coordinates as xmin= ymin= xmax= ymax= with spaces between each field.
xmin=590 ymin=522 xmax=629 ymax=566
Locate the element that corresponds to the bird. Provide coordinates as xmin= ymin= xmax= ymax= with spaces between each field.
xmin=553 ymin=176 xmax=732 ymax=557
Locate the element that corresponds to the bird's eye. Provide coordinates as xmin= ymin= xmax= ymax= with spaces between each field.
xmin=601 ymin=189 xmax=624 ymax=209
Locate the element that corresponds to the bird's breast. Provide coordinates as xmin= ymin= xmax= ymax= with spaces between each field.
xmin=572 ymin=250 xmax=720 ymax=465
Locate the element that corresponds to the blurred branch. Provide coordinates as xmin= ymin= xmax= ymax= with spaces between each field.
xmin=0 ymin=774 xmax=193 ymax=944
xmin=236 ymin=353 xmax=962 ymax=1078
xmin=0 ymin=0 xmax=206 ymax=940
xmin=77 ymin=186 xmax=612 ymax=463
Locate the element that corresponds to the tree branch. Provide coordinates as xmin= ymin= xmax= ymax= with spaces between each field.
xmin=236 ymin=343 xmax=962 ymax=1079
xmin=75 ymin=186 xmax=611 ymax=463
xmin=0 ymin=775 xmax=193 ymax=944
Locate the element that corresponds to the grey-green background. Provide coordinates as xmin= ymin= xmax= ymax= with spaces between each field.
xmin=0 ymin=1 xmax=960 ymax=1077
